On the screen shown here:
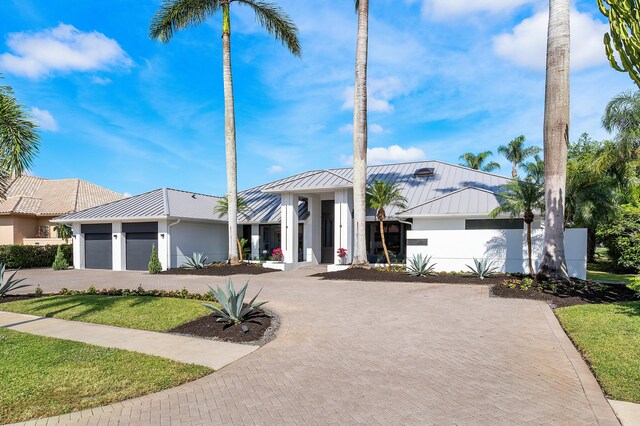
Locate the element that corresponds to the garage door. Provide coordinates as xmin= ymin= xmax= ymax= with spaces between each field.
xmin=124 ymin=222 xmax=158 ymax=271
xmin=82 ymin=224 xmax=112 ymax=270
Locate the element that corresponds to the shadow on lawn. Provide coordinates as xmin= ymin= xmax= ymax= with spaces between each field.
xmin=614 ymin=301 xmax=640 ymax=318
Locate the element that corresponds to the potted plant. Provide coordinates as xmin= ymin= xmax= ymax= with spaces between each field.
xmin=337 ymin=248 xmax=348 ymax=265
xmin=270 ymin=248 xmax=284 ymax=262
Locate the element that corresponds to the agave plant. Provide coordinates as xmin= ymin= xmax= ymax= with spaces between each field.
xmin=0 ymin=264 xmax=29 ymax=296
xmin=466 ymin=258 xmax=498 ymax=279
xmin=182 ymin=252 xmax=208 ymax=269
xmin=203 ymin=279 xmax=268 ymax=325
xmin=406 ymin=254 xmax=437 ymax=277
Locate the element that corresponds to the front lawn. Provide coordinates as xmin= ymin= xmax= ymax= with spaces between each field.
xmin=0 ymin=329 xmax=211 ymax=424
xmin=586 ymin=262 xmax=636 ymax=285
xmin=556 ymin=302 xmax=640 ymax=403
xmin=0 ymin=295 xmax=210 ymax=332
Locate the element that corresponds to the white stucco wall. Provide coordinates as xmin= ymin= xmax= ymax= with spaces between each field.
xmin=169 ymin=221 xmax=228 ymax=268
xmin=406 ymin=228 xmax=587 ymax=279
xmin=412 ymin=218 xmax=466 ymax=230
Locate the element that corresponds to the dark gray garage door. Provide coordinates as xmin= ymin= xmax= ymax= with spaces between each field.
xmin=82 ymin=224 xmax=113 ymax=270
xmin=124 ymin=222 xmax=158 ymax=271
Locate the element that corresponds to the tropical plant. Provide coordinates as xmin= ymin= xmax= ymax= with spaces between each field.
xmin=148 ymin=243 xmax=162 ymax=274
xmin=459 ymin=151 xmax=501 ymax=172
xmin=598 ymin=0 xmax=640 ymax=87
xmin=0 ymin=74 xmax=40 ymax=194
xmin=366 ymin=180 xmax=407 ymax=265
xmin=0 ymin=263 xmax=29 ymax=296
xmin=406 ymin=254 xmax=437 ymax=277
xmin=351 ymin=0 xmax=370 ymax=268
xmin=182 ymin=252 xmax=208 ymax=269
xmin=598 ymin=204 xmax=640 ymax=273
xmin=466 ymin=258 xmax=498 ymax=279
xmin=491 ymin=179 xmax=544 ymax=276
xmin=51 ymin=245 xmax=69 ymax=271
xmin=270 ymin=247 xmax=283 ymax=261
xmin=628 ymin=276 xmax=640 ymax=295
xmin=214 ymin=195 xmax=252 ymax=262
xmin=238 ymin=237 xmax=250 ymax=262
xmin=150 ymin=0 xmax=301 ymax=266
xmin=520 ymin=154 xmax=545 ymax=185
xmin=497 ymin=136 xmax=541 ymax=178
xmin=54 ymin=224 xmax=73 ymax=243
xmin=538 ymin=0 xmax=571 ymax=282
xmin=203 ymin=279 xmax=268 ymax=324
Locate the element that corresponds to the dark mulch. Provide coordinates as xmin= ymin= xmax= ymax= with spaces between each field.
xmin=169 ymin=309 xmax=276 ymax=344
xmin=159 ymin=263 xmax=276 ymax=276
xmin=490 ymin=281 xmax=639 ymax=308
xmin=312 ymin=268 xmax=509 ymax=285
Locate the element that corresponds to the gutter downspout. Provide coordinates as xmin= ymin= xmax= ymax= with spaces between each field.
xmin=167 ymin=219 xmax=180 ymax=269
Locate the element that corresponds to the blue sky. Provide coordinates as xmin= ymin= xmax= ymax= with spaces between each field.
xmin=0 ymin=0 xmax=634 ymax=196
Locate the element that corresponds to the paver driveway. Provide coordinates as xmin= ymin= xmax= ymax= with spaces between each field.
xmin=8 ymin=268 xmax=619 ymax=425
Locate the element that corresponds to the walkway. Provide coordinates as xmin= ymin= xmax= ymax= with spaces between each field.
xmin=0 ymin=312 xmax=257 ymax=370
xmin=7 ymin=268 xmax=620 ymax=425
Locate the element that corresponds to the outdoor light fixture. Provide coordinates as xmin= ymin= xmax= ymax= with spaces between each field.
xmin=113 ymin=234 xmax=117 ymax=239
xmin=160 ymin=233 xmax=165 ymax=239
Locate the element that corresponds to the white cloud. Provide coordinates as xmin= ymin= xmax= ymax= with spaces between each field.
xmin=0 ymin=23 xmax=132 ymax=79
xmin=91 ymin=76 xmax=113 ymax=85
xmin=267 ymin=165 xmax=284 ymax=174
xmin=370 ymin=124 xmax=384 ymax=133
xmin=30 ymin=107 xmax=58 ymax=131
xmin=493 ymin=8 xmax=608 ymax=71
xmin=341 ymin=77 xmax=408 ymax=113
xmin=339 ymin=123 xmax=353 ymax=133
xmin=123 ymin=192 xmax=132 ymax=198
xmin=422 ymin=0 xmax=534 ymax=19
xmin=343 ymin=145 xmax=426 ymax=166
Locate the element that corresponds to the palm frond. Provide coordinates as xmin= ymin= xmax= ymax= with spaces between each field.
xmin=149 ymin=0 xmax=221 ymax=43
xmin=235 ymin=0 xmax=301 ymax=57
xmin=214 ymin=195 xmax=251 ymax=219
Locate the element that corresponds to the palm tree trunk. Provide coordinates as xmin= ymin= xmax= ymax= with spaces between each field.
xmin=222 ymin=3 xmax=239 ymax=265
xmin=527 ymin=221 xmax=534 ymax=275
xmin=237 ymin=238 xmax=243 ymax=262
xmin=351 ymin=0 xmax=369 ymax=268
xmin=512 ymin=164 xmax=518 ymax=178
xmin=379 ymin=220 xmax=391 ymax=265
xmin=538 ymin=0 xmax=570 ymax=282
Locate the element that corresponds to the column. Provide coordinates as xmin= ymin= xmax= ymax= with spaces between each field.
xmin=334 ymin=189 xmax=354 ymax=264
xmin=112 ymin=222 xmax=125 ymax=271
xmin=280 ymin=192 xmax=298 ymax=264
xmin=251 ymin=224 xmax=260 ymax=260
xmin=303 ymin=195 xmax=321 ymax=264
xmin=157 ymin=220 xmax=169 ymax=271
xmin=72 ymin=223 xmax=84 ymax=269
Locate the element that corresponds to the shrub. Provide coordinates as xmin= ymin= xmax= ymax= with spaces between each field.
xmin=59 ymin=286 xmax=218 ymax=301
xmin=406 ymin=254 xmax=437 ymax=277
xmin=203 ymin=279 xmax=268 ymax=324
xmin=182 ymin=252 xmax=208 ymax=269
xmin=271 ymin=248 xmax=283 ymax=262
xmin=148 ymin=244 xmax=162 ymax=274
xmin=0 ymin=264 xmax=29 ymax=296
xmin=0 ymin=244 xmax=72 ymax=269
xmin=628 ymin=276 xmax=640 ymax=295
xmin=466 ymin=258 xmax=498 ymax=279
xmin=52 ymin=246 xmax=70 ymax=270
xmin=34 ymin=285 xmax=43 ymax=297
xmin=598 ymin=205 xmax=640 ymax=272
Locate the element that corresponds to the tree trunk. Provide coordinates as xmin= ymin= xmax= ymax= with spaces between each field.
xmin=538 ymin=0 xmax=571 ymax=282
xmin=526 ymin=221 xmax=534 ymax=275
xmin=587 ymin=227 xmax=596 ymax=263
xmin=379 ymin=220 xmax=391 ymax=266
xmin=237 ymin=238 xmax=243 ymax=262
xmin=512 ymin=164 xmax=518 ymax=178
xmin=351 ymin=0 xmax=370 ymax=268
xmin=222 ymin=3 xmax=239 ymax=265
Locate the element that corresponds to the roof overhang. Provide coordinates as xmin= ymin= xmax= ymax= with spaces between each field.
xmin=261 ymin=185 xmax=353 ymax=194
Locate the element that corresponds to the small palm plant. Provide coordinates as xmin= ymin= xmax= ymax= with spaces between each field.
xmin=466 ymin=258 xmax=498 ymax=279
xmin=53 ymin=224 xmax=73 ymax=243
xmin=0 ymin=264 xmax=29 ymax=296
xmin=367 ymin=180 xmax=407 ymax=265
xmin=203 ymin=279 xmax=268 ymax=324
xmin=182 ymin=252 xmax=208 ymax=269
xmin=406 ymin=254 xmax=437 ymax=277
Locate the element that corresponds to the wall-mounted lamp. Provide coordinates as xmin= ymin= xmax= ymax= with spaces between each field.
xmin=160 ymin=233 xmax=165 ymax=239
xmin=73 ymin=235 xmax=77 ymax=239
xmin=113 ymin=234 xmax=118 ymax=239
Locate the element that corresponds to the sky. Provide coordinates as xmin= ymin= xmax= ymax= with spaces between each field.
xmin=0 ymin=0 xmax=635 ymax=196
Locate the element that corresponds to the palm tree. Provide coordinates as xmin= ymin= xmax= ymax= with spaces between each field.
xmin=538 ymin=0 xmax=571 ymax=282
xmin=214 ymin=195 xmax=251 ymax=261
xmin=520 ymin=154 xmax=545 ymax=185
xmin=54 ymin=224 xmax=73 ymax=243
xmin=351 ymin=0 xmax=370 ymax=268
xmin=497 ymin=136 xmax=541 ymax=178
xmin=0 ymin=76 xmax=39 ymax=195
xmin=459 ymin=151 xmax=501 ymax=172
xmin=366 ymin=180 xmax=407 ymax=266
xmin=149 ymin=0 xmax=301 ymax=265
xmin=491 ymin=179 xmax=545 ymax=276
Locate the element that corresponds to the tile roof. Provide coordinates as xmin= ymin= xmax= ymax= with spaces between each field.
xmin=0 ymin=176 xmax=123 ymax=216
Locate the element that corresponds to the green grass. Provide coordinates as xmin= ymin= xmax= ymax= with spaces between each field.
xmin=0 ymin=328 xmax=212 ymax=424
xmin=556 ymin=302 xmax=640 ymax=403
xmin=587 ymin=262 xmax=637 ymax=284
xmin=0 ymin=295 xmax=211 ymax=332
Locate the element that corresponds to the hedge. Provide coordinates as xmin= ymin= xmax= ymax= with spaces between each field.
xmin=598 ymin=205 xmax=640 ymax=273
xmin=0 ymin=244 xmax=73 ymax=269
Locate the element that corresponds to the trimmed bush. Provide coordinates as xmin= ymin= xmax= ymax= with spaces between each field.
xmin=148 ymin=244 xmax=162 ymax=274
xmin=598 ymin=205 xmax=640 ymax=273
xmin=52 ymin=246 xmax=70 ymax=271
xmin=0 ymin=245 xmax=72 ymax=269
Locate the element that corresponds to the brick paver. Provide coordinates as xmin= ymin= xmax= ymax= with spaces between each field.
xmin=7 ymin=267 xmax=620 ymax=425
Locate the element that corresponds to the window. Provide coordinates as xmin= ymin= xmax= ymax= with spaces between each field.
xmin=465 ymin=219 xmax=524 ymax=230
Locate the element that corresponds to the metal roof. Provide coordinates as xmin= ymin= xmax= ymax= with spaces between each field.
xmin=397 ymin=187 xmax=502 ymax=217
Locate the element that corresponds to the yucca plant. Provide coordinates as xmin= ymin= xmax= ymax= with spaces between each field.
xmin=466 ymin=258 xmax=499 ymax=279
xmin=203 ymin=279 xmax=268 ymax=324
xmin=182 ymin=252 xmax=208 ymax=269
xmin=406 ymin=254 xmax=437 ymax=277
xmin=0 ymin=263 xmax=29 ymax=296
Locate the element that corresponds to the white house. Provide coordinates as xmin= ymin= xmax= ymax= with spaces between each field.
xmin=53 ymin=160 xmax=587 ymax=278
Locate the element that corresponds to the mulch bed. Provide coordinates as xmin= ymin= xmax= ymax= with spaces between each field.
xmin=169 ymin=309 xmax=276 ymax=345
xmin=490 ymin=281 xmax=639 ymax=308
xmin=159 ymin=263 xmax=276 ymax=276
xmin=312 ymin=268 xmax=509 ymax=285
xmin=0 ymin=294 xmax=50 ymax=304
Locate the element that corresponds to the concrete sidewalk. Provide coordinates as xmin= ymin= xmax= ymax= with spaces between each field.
xmin=0 ymin=311 xmax=258 ymax=370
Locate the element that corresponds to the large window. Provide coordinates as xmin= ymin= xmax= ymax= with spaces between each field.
xmin=366 ymin=221 xmax=406 ymax=262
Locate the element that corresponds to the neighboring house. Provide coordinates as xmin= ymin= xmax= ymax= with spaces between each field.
xmin=0 ymin=176 xmax=123 ymax=245
xmin=53 ymin=160 xmax=587 ymax=278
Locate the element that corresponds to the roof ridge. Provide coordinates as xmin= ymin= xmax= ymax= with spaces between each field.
xmin=165 ymin=187 xmax=221 ymax=199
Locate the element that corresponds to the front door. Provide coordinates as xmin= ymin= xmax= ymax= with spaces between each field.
xmin=321 ymin=200 xmax=334 ymax=263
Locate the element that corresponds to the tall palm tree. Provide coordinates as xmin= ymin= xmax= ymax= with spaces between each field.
xmin=0 ymin=76 xmax=39 ymax=195
xmin=149 ymin=0 xmax=301 ymax=265
xmin=366 ymin=180 xmax=407 ymax=266
xmin=459 ymin=151 xmax=501 ymax=172
xmin=520 ymin=154 xmax=545 ymax=185
xmin=490 ymin=179 xmax=545 ymax=276
xmin=214 ymin=195 xmax=251 ymax=261
xmin=538 ymin=0 xmax=571 ymax=282
xmin=497 ymin=136 xmax=541 ymax=178
xmin=351 ymin=0 xmax=370 ymax=268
